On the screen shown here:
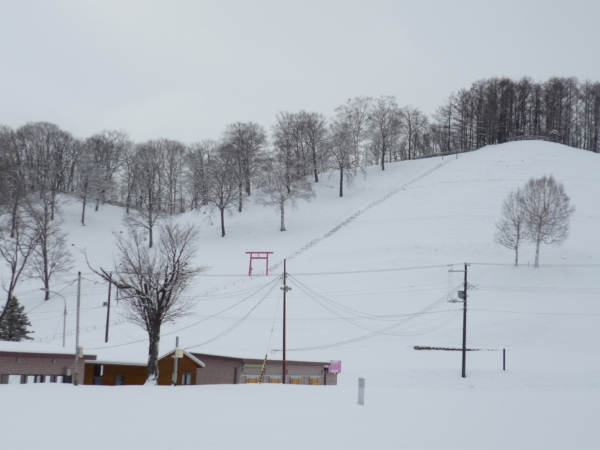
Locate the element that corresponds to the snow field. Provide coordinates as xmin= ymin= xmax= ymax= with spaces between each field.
xmin=2 ymin=141 xmax=600 ymax=449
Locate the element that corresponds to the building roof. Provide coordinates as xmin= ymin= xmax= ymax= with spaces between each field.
xmin=159 ymin=349 xmax=206 ymax=368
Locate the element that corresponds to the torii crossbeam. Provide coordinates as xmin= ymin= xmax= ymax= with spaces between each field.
xmin=246 ymin=252 xmax=273 ymax=276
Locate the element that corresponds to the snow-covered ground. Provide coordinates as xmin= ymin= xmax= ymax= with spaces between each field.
xmin=2 ymin=141 xmax=600 ymax=449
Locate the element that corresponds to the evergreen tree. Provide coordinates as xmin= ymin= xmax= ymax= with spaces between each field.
xmin=0 ymin=296 xmax=34 ymax=341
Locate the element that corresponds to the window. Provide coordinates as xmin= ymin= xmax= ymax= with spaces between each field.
xmin=44 ymin=375 xmax=53 ymax=383
xmin=269 ymin=377 xmax=282 ymax=384
xmin=181 ymin=373 xmax=193 ymax=385
xmin=1 ymin=375 xmax=23 ymax=384
xmin=115 ymin=374 xmax=125 ymax=386
xmin=290 ymin=377 xmax=302 ymax=385
xmin=245 ymin=376 xmax=259 ymax=384
xmin=310 ymin=377 xmax=321 ymax=385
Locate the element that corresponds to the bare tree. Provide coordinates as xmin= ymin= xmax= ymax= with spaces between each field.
xmin=334 ymin=97 xmax=372 ymax=166
xmin=187 ymin=140 xmax=217 ymax=210
xmin=125 ymin=141 xmax=167 ymax=248
xmin=257 ymin=147 xmax=314 ymax=232
xmin=298 ymin=111 xmax=328 ymax=183
xmin=76 ymin=139 xmax=105 ymax=226
xmin=0 ymin=212 xmax=40 ymax=326
xmin=205 ymin=150 xmax=238 ymax=237
xmin=84 ymin=130 xmax=129 ymax=210
xmin=88 ymin=222 xmax=204 ymax=384
xmin=368 ymin=95 xmax=400 ymax=170
xmin=494 ymin=189 xmax=526 ymax=266
xmin=521 ymin=175 xmax=575 ymax=267
xmin=222 ymin=122 xmax=267 ymax=212
xmin=327 ymin=122 xmax=361 ymax=197
xmin=25 ymin=193 xmax=73 ymax=300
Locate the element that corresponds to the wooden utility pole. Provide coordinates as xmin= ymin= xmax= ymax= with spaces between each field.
xmin=280 ymin=259 xmax=292 ymax=384
xmin=74 ymin=271 xmax=81 ymax=386
xmin=105 ymin=272 xmax=112 ymax=343
xmin=283 ymin=259 xmax=287 ymax=384
xmin=462 ymin=263 xmax=468 ymax=378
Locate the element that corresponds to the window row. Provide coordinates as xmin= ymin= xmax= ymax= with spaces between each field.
xmin=0 ymin=374 xmax=73 ymax=384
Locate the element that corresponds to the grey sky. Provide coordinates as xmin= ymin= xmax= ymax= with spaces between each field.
xmin=1 ymin=0 xmax=598 ymax=144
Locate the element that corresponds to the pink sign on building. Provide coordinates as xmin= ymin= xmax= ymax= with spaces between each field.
xmin=328 ymin=360 xmax=342 ymax=374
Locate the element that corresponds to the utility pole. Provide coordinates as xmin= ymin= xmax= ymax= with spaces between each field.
xmin=449 ymin=263 xmax=469 ymax=378
xmin=462 ymin=263 xmax=468 ymax=378
xmin=74 ymin=271 xmax=81 ymax=386
xmin=105 ymin=272 xmax=112 ymax=343
xmin=280 ymin=259 xmax=292 ymax=384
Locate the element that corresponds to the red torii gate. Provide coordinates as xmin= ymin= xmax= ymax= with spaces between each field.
xmin=246 ymin=252 xmax=273 ymax=276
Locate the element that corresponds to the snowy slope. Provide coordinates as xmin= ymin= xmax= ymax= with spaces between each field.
xmin=2 ymin=141 xmax=600 ymax=449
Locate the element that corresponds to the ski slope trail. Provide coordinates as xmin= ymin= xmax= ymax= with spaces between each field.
xmin=267 ymin=156 xmax=453 ymax=273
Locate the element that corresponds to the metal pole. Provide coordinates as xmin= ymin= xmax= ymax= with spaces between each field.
xmin=283 ymin=259 xmax=287 ymax=384
xmin=62 ymin=300 xmax=66 ymax=348
xmin=74 ymin=271 xmax=81 ymax=386
xmin=173 ymin=336 xmax=179 ymax=386
xmin=105 ymin=272 xmax=112 ymax=343
xmin=503 ymin=348 xmax=506 ymax=371
xmin=462 ymin=263 xmax=468 ymax=378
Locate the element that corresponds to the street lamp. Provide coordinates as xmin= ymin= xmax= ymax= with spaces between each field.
xmin=40 ymin=289 xmax=67 ymax=347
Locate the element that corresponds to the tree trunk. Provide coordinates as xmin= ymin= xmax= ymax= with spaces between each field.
xmin=81 ymin=194 xmax=86 ymax=226
xmin=220 ymin=208 xmax=226 ymax=237
xmin=149 ymin=226 xmax=154 ymax=248
xmin=280 ymin=200 xmax=286 ymax=232
xmin=339 ymin=168 xmax=344 ymax=197
xmin=146 ymin=324 xmax=161 ymax=384
xmin=514 ymin=245 xmax=519 ymax=267
xmin=238 ymin=183 xmax=243 ymax=212
xmin=534 ymin=239 xmax=541 ymax=268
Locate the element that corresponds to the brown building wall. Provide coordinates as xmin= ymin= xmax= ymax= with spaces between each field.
xmin=157 ymin=354 xmax=202 ymax=385
xmin=83 ymin=362 xmax=147 ymax=386
xmin=0 ymin=351 xmax=95 ymax=383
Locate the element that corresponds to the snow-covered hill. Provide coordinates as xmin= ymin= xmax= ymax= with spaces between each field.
xmin=2 ymin=141 xmax=600 ymax=449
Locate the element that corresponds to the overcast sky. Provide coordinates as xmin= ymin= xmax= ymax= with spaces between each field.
xmin=1 ymin=0 xmax=599 ymax=144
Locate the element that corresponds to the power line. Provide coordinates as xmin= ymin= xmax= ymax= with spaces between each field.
xmin=470 ymin=308 xmax=600 ymax=317
xmin=86 ymin=275 xmax=283 ymax=350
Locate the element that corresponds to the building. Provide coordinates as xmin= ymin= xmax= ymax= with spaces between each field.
xmin=83 ymin=349 xmax=205 ymax=386
xmin=0 ymin=346 xmax=96 ymax=384
xmin=1 ymin=344 xmax=339 ymax=386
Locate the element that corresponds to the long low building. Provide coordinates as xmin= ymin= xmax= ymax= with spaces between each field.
xmin=1 ymin=345 xmax=340 ymax=386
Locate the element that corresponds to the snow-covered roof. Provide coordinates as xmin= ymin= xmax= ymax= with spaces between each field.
xmin=158 ymin=349 xmax=205 ymax=368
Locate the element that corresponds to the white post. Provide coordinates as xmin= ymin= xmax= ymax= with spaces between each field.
xmin=358 ymin=377 xmax=365 ymax=405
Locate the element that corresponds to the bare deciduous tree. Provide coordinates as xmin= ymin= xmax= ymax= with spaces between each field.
xmin=0 ymin=212 xmax=40 ymax=326
xmin=25 ymin=193 xmax=73 ymax=300
xmin=521 ymin=175 xmax=575 ymax=267
xmin=368 ymin=95 xmax=400 ymax=170
xmin=222 ymin=122 xmax=267 ymax=212
xmin=494 ymin=189 xmax=526 ymax=266
xmin=327 ymin=122 xmax=361 ymax=197
xmin=334 ymin=97 xmax=372 ymax=166
xmin=205 ymin=150 xmax=238 ymax=237
xmin=257 ymin=157 xmax=314 ymax=232
xmin=88 ymin=222 xmax=204 ymax=384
